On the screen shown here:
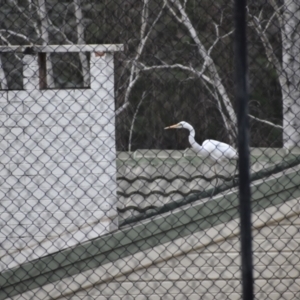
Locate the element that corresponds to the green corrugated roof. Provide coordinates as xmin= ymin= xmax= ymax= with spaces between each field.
xmin=116 ymin=148 xmax=298 ymax=220
xmin=1 ymin=154 xmax=300 ymax=299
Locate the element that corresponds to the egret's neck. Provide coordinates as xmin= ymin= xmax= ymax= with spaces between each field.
xmin=188 ymin=127 xmax=196 ymax=145
xmin=187 ymin=127 xmax=203 ymax=153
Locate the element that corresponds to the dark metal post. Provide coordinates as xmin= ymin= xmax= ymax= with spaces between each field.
xmin=234 ymin=0 xmax=254 ymax=300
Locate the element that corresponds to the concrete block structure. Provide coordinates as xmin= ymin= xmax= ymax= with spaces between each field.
xmin=0 ymin=45 xmax=123 ymax=270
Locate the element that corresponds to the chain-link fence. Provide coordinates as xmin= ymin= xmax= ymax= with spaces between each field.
xmin=0 ymin=0 xmax=300 ymax=299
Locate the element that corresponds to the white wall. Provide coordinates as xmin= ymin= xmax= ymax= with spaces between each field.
xmin=0 ymin=52 xmax=118 ymax=270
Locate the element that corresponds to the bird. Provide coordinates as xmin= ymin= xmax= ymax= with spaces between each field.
xmin=165 ymin=121 xmax=238 ymax=193
xmin=164 ymin=121 xmax=238 ymax=161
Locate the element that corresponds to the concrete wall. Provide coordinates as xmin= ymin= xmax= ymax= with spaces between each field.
xmin=0 ymin=52 xmax=118 ymax=270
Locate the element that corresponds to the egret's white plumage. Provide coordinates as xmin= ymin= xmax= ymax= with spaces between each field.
xmin=165 ymin=121 xmax=238 ymax=161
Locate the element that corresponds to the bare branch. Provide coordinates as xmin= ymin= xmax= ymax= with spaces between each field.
xmin=183 ymin=0 xmax=188 ymax=11
xmin=166 ymin=0 xmax=237 ymax=145
xmin=268 ymin=0 xmax=284 ymax=29
xmin=144 ymin=3 xmax=166 ymax=47
xmin=117 ymin=1 xmax=166 ymax=116
xmin=207 ymin=23 xmax=220 ymax=56
xmin=263 ymin=10 xmax=278 ymax=33
xmin=11 ymin=0 xmax=41 ymax=37
xmin=115 ymin=102 xmax=130 ymax=116
xmin=250 ymin=15 xmax=279 ymax=70
xmin=208 ymin=25 xmax=234 ymax=56
xmin=249 ymin=114 xmax=283 ymax=129
xmin=0 ymin=34 xmax=22 ymax=62
xmin=116 ymin=74 xmax=140 ymax=115
xmin=137 ymin=61 xmax=238 ymax=140
xmin=0 ymin=33 xmax=11 ymax=45
xmin=137 ymin=61 xmax=213 ymax=88
xmin=9 ymin=0 xmax=73 ymax=49
xmin=201 ymin=77 xmax=231 ymax=134
xmin=0 ymin=30 xmax=33 ymax=65
xmin=61 ymin=3 xmax=73 ymax=33
xmin=44 ymin=15 xmax=73 ymax=45
xmin=207 ymin=9 xmax=233 ymax=57
xmin=137 ymin=61 xmax=201 ymax=76
xmin=0 ymin=30 xmax=32 ymax=43
xmin=164 ymin=0 xmax=182 ymax=23
xmin=249 ymin=13 xmax=287 ymax=89
xmin=140 ymin=0 xmax=149 ymax=39
xmin=139 ymin=1 xmax=166 ymax=58
xmin=169 ymin=0 xmax=208 ymax=58
xmin=128 ymin=92 xmax=147 ymax=152
xmin=258 ymin=7 xmax=264 ymax=21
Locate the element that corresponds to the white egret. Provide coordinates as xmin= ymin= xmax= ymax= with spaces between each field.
xmin=165 ymin=121 xmax=238 ymax=161
xmin=165 ymin=121 xmax=238 ymax=192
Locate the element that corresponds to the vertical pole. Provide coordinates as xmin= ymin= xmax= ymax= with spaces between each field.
xmin=38 ymin=53 xmax=47 ymax=89
xmin=234 ymin=1 xmax=254 ymax=300
xmin=74 ymin=0 xmax=90 ymax=87
xmin=0 ymin=55 xmax=8 ymax=89
xmin=37 ymin=0 xmax=55 ymax=88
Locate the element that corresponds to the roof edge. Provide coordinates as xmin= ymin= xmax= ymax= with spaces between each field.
xmin=0 ymin=160 xmax=300 ymax=299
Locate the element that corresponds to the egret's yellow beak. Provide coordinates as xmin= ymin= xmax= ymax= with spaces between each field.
xmin=164 ymin=124 xmax=180 ymax=129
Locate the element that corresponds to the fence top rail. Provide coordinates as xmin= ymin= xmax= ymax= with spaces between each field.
xmin=0 ymin=44 xmax=124 ymax=53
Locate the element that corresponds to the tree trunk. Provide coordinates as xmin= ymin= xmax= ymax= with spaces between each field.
xmin=282 ymin=1 xmax=300 ymax=149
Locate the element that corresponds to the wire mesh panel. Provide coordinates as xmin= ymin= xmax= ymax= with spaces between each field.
xmin=0 ymin=0 xmax=300 ymax=299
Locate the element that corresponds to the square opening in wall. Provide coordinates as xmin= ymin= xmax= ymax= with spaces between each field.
xmin=0 ymin=53 xmax=23 ymax=90
xmin=41 ymin=52 xmax=90 ymax=89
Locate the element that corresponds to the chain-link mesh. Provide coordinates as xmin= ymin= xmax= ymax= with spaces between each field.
xmin=0 ymin=0 xmax=300 ymax=299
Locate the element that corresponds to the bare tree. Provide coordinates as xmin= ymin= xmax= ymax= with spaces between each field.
xmin=116 ymin=0 xmax=166 ymax=116
xmin=118 ymin=0 xmax=286 ymax=148
xmin=1 ymin=0 xmax=295 ymax=150
xmin=128 ymin=91 xmax=147 ymax=151
xmin=164 ymin=0 xmax=237 ymax=145
xmin=250 ymin=0 xmax=300 ymax=149
xmin=130 ymin=0 xmax=238 ymax=145
xmin=0 ymin=0 xmax=89 ymax=89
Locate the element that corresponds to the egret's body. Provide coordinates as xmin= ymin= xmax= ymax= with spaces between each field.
xmin=165 ymin=121 xmax=238 ymax=194
xmin=165 ymin=121 xmax=238 ymax=162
